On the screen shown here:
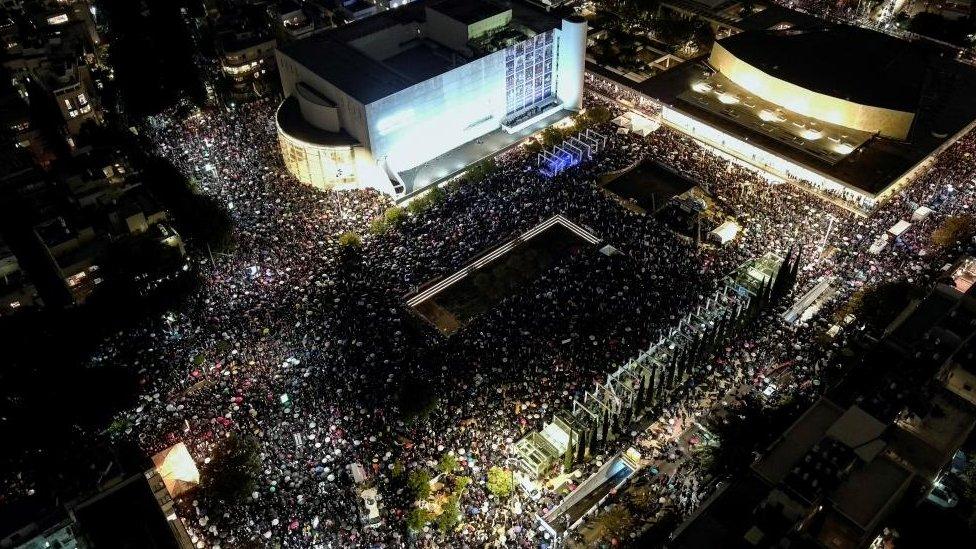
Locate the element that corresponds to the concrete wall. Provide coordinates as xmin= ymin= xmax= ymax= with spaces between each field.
xmin=468 ymin=11 xmax=512 ymax=40
xmin=349 ymin=22 xmax=423 ymax=60
xmin=425 ymin=7 xmax=470 ymax=52
xmin=296 ymin=83 xmax=341 ymax=133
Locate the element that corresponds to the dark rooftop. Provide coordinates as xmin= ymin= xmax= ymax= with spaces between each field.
xmin=430 ymin=0 xmax=508 ymax=25
xmin=384 ymin=42 xmax=457 ymax=82
xmin=278 ymin=0 xmax=558 ymax=104
xmin=279 ymin=37 xmax=414 ymax=104
xmin=72 ymin=475 xmax=181 ymax=549
xmin=718 ymin=26 xmax=932 ymax=112
xmin=276 ymin=96 xmax=359 ymax=147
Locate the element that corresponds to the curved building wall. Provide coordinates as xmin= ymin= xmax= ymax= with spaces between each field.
xmin=709 ymin=42 xmax=915 ymax=140
xmin=277 ymin=126 xmax=358 ymax=190
xmin=556 ymin=17 xmax=586 ymax=112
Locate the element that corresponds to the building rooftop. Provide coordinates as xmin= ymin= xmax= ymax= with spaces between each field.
xmin=638 ymin=52 xmax=976 ymax=196
xmin=383 ymin=42 xmax=457 ymax=82
xmin=279 ymin=37 xmax=415 ymax=104
xmin=829 ymin=456 xmax=912 ymax=530
xmin=278 ymin=0 xmax=559 ymax=105
xmin=432 ymin=0 xmax=508 ymax=25
xmin=718 ymin=26 xmax=932 ymax=112
xmin=276 ymin=96 xmax=359 ymax=147
xmin=71 ymin=474 xmax=185 ymax=549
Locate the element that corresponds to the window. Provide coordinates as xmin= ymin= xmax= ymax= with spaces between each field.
xmin=504 ymin=31 xmax=557 ymax=119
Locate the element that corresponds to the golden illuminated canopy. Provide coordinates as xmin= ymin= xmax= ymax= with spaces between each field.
xmin=708 ymin=28 xmax=921 ymax=140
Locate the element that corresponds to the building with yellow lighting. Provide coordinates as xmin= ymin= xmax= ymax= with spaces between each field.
xmin=629 ymin=25 xmax=976 ymax=211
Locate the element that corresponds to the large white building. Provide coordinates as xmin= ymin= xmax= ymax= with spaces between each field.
xmin=275 ymin=0 xmax=586 ymax=196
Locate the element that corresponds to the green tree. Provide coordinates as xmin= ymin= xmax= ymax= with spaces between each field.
xmin=392 ymin=460 xmax=405 ymax=479
xmin=384 ymin=206 xmax=406 ymax=227
xmin=523 ymin=138 xmax=543 ymax=154
xmin=438 ymin=454 xmax=459 ymax=475
xmin=454 ymin=475 xmax=472 ymax=495
xmin=369 ymin=217 xmax=387 ymax=235
xmin=396 ymin=376 xmax=438 ymax=422
xmin=338 ymin=231 xmax=362 ymax=250
xmin=584 ymin=105 xmax=612 ymax=127
xmin=407 ymin=469 xmax=432 ymax=501
xmin=465 ymin=157 xmax=497 ymax=183
xmin=594 ymin=506 xmax=634 ymax=541
xmin=436 ymin=494 xmax=461 ymax=533
xmin=839 ymin=280 xmax=922 ymax=333
xmin=486 ymin=466 xmax=513 ymax=498
xmin=203 ymin=432 xmax=262 ymax=503
xmin=931 ymin=214 xmax=976 ymax=249
xmin=960 ymin=457 xmax=976 ymax=502
xmin=406 ymin=507 xmax=430 ymax=531
xmin=140 ymin=156 xmax=235 ymax=253
xmin=426 ymin=185 xmax=447 ymax=204
xmin=540 ymin=126 xmax=564 ymax=148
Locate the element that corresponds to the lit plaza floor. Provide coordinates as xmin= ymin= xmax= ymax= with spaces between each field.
xmin=397 ymin=108 xmax=576 ymax=196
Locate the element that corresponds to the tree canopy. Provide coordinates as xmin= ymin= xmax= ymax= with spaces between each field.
xmin=486 ymin=466 xmax=513 ymax=498
xmin=931 ymin=215 xmax=976 ymax=249
xmin=203 ymin=432 xmax=262 ymax=503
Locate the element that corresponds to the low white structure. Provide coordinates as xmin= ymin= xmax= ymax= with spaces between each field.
xmin=888 ymin=220 xmax=912 ymax=237
xmin=709 ymin=220 xmax=740 ymax=245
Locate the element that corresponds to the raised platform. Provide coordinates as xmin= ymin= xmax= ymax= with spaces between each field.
xmin=396 ymin=108 xmax=575 ymax=196
xmin=539 ymin=451 xmax=640 ymax=536
xmin=405 ymin=215 xmax=600 ymax=335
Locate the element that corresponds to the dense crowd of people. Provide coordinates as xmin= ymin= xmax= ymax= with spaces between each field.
xmin=5 ymin=77 xmax=971 ymax=547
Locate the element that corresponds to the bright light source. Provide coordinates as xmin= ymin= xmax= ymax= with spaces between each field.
xmin=718 ymin=93 xmax=740 ymax=105
xmin=691 ymin=81 xmax=713 ymax=93
xmin=377 ymin=109 xmax=416 ymax=135
xmin=833 ymin=142 xmax=855 ymax=155
xmin=800 ymin=128 xmax=822 ymax=140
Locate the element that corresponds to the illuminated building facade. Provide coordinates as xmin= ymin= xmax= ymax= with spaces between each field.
xmin=708 ymin=31 xmax=917 ymax=140
xmin=275 ymin=0 xmax=586 ymax=195
xmin=218 ymin=31 xmax=277 ymax=102
xmin=632 ymin=25 xmax=976 ymax=211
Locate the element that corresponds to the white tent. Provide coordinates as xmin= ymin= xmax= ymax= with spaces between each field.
xmin=888 ymin=220 xmax=912 ymax=237
xmin=709 ymin=221 xmax=740 ymax=245
xmin=869 ymin=233 xmax=889 ymax=254
xmin=152 ymin=442 xmax=200 ymax=498
xmin=611 ymin=115 xmax=630 ymax=127
xmin=911 ymin=206 xmax=933 ymax=221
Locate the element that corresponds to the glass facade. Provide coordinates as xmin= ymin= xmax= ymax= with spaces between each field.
xmin=366 ymin=53 xmax=506 ymax=172
xmin=505 ymin=31 xmax=556 ymax=119
xmin=278 ymin=132 xmax=357 ymax=190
